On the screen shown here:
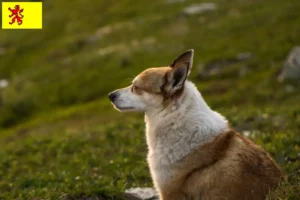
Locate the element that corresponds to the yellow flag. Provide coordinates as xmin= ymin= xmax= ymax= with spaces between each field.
xmin=2 ymin=2 xmax=42 ymax=29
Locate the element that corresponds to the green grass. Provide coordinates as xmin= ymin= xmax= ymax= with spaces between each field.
xmin=0 ymin=0 xmax=300 ymax=199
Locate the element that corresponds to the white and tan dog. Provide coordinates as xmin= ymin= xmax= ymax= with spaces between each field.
xmin=109 ymin=50 xmax=282 ymax=200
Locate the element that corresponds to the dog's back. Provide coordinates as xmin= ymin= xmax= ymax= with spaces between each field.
xmin=145 ymin=82 xmax=281 ymax=200
xmin=179 ymin=130 xmax=282 ymax=200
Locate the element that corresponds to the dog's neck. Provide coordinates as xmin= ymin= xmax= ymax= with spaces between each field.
xmin=144 ymin=81 xmax=229 ymax=157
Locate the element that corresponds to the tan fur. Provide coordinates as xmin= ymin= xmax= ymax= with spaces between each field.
xmin=134 ymin=67 xmax=169 ymax=94
xmin=133 ymin=67 xmax=185 ymax=106
xmin=157 ymin=130 xmax=282 ymax=200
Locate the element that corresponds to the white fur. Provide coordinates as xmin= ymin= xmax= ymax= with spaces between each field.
xmin=145 ymin=81 xmax=229 ymax=189
xmin=112 ymin=78 xmax=165 ymax=113
xmin=112 ymin=86 xmax=147 ymax=112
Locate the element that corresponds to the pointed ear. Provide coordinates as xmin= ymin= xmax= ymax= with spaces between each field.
xmin=164 ymin=50 xmax=194 ymax=95
xmin=171 ymin=49 xmax=194 ymax=75
xmin=167 ymin=62 xmax=190 ymax=91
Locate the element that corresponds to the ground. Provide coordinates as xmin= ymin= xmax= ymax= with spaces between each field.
xmin=0 ymin=0 xmax=299 ymax=199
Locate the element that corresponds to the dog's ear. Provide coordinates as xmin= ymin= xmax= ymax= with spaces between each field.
xmin=170 ymin=49 xmax=194 ymax=75
xmin=165 ymin=49 xmax=194 ymax=94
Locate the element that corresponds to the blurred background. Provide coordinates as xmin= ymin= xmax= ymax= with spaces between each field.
xmin=0 ymin=0 xmax=300 ymax=199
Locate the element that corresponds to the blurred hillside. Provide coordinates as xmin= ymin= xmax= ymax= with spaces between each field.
xmin=0 ymin=0 xmax=300 ymax=199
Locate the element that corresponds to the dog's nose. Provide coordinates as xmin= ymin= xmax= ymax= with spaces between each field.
xmin=108 ymin=92 xmax=118 ymax=102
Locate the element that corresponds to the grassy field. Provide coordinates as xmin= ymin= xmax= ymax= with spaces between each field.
xmin=0 ymin=0 xmax=300 ymax=199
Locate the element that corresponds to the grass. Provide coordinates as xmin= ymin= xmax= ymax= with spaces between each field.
xmin=0 ymin=0 xmax=300 ymax=199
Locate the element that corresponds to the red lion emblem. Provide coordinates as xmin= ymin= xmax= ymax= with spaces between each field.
xmin=8 ymin=5 xmax=24 ymax=25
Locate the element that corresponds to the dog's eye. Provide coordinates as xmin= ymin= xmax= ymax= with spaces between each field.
xmin=132 ymin=85 xmax=137 ymax=92
xmin=132 ymin=85 xmax=141 ymax=93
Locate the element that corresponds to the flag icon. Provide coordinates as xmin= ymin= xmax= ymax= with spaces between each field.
xmin=2 ymin=2 xmax=42 ymax=29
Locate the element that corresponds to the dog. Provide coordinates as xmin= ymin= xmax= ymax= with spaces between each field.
xmin=108 ymin=49 xmax=282 ymax=200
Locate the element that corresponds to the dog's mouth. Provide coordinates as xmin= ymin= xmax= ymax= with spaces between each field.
xmin=117 ymin=106 xmax=135 ymax=110
xmin=111 ymin=103 xmax=135 ymax=111
xmin=116 ymin=107 xmax=136 ymax=112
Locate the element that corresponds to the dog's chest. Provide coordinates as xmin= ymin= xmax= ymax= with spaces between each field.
xmin=147 ymin=151 xmax=174 ymax=188
xmin=145 ymin=120 xmax=203 ymax=187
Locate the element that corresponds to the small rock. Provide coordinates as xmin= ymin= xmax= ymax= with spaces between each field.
xmin=278 ymin=46 xmax=300 ymax=82
xmin=125 ymin=187 xmax=159 ymax=200
xmin=242 ymin=130 xmax=251 ymax=137
xmin=183 ymin=3 xmax=217 ymax=16
xmin=285 ymin=84 xmax=295 ymax=93
xmin=0 ymin=79 xmax=9 ymax=89
xmin=95 ymin=25 xmax=113 ymax=37
xmin=85 ymin=35 xmax=100 ymax=44
xmin=198 ymin=60 xmax=232 ymax=79
xmin=198 ymin=52 xmax=252 ymax=80
xmin=262 ymin=113 xmax=270 ymax=119
xmin=236 ymin=52 xmax=253 ymax=61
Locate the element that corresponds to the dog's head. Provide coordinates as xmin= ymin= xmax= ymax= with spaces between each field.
xmin=108 ymin=49 xmax=194 ymax=112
